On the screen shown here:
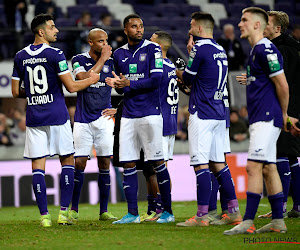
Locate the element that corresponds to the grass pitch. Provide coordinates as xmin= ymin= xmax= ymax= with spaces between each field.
xmin=0 ymin=199 xmax=299 ymax=249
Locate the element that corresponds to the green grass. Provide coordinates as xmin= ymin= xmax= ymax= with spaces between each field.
xmin=0 ymin=199 xmax=299 ymax=249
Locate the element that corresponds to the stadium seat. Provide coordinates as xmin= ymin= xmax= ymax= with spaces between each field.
xmin=169 ymin=17 xmax=191 ymax=31
xmin=228 ymin=3 xmax=248 ymax=18
xmin=187 ymin=0 xmax=208 ymax=5
xmin=252 ymin=4 xmax=270 ymax=12
xmin=77 ymin=0 xmax=97 ymax=4
xmin=97 ymin=0 xmax=121 ymax=5
xmin=165 ymin=0 xmax=186 ymax=3
xmin=55 ymin=18 xmax=76 ymax=27
xmin=201 ymin=3 xmax=228 ymax=27
xmin=156 ymin=4 xmax=181 ymax=18
xmin=134 ymin=5 xmax=160 ymax=18
xmin=179 ymin=4 xmax=201 ymax=17
xmin=274 ymin=3 xmax=295 ymax=16
xmin=25 ymin=4 xmax=35 ymax=29
xmin=253 ymin=0 xmax=274 ymax=11
xmin=106 ymin=3 xmax=135 ymax=22
xmin=87 ymin=5 xmax=108 ymax=19
xmin=56 ymin=0 xmax=76 ymax=15
xmin=219 ymin=17 xmax=240 ymax=30
xmin=147 ymin=17 xmax=171 ymax=31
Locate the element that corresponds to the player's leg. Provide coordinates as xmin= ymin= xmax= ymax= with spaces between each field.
xmin=70 ymin=121 xmax=94 ymax=221
xmin=210 ymin=121 xmax=241 ymax=225
xmin=177 ymin=115 xmax=213 ymax=227
xmin=93 ymin=116 xmax=116 ymax=220
xmin=69 ymin=156 xmax=88 ymax=222
xmin=140 ymin=115 xmax=173 ymax=223
xmin=25 ymin=125 xmax=52 ymax=227
xmin=208 ymin=170 xmax=219 ymax=221
xmin=113 ymin=117 xmax=140 ymax=224
xmin=256 ymin=163 xmax=286 ymax=233
xmin=32 ymin=157 xmax=51 ymax=227
xmin=50 ymin=120 xmax=75 ymax=225
xmin=224 ymin=160 xmax=263 ymax=235
xmin=97 ymin=156 xmax=117 ymax=220
xmin=288 ymin=157 xmax=300 ymax=217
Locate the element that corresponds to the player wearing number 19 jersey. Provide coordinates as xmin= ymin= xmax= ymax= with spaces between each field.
xmin=176 ymin=12 xmax=241 ymax=227
xmin=11 ymin=14 xmax=99 ymax=227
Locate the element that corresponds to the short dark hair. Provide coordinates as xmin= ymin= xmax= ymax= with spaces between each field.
xmin=242 ymin=7 xmax=268 ymax=25
xmin=123 ymin=14 xmax=141 ymax=28
xmin=100 ymin=12 xmax=111 ymax=20
xmin=191 ymin=12 xmax=215 ymax=28
xmin=31 ymin=13 xmax=54 ymax=34
xmin=268 ymin=11 xmax=289 ymax=33
xmin=154 ymin=31 xmax=172 ymax=49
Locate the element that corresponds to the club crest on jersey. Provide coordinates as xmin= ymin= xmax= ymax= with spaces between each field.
xmin=139 ymin=53 xmax=147 ymax=61
xmin=102 ymin=65 xmax=109 ymax=73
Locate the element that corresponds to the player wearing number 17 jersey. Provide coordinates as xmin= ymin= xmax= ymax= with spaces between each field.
xmin=176 ymin=12 xmax=241 ymax=227
xmin=11 ymin=14 xmax=99 ymax=227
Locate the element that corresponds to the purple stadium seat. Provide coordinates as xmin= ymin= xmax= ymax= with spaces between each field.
xmin=134 ymin=5 xmax=160 ymax=17
xmin=253 ymin=4 xmax=270 ymax=12
xmin=274 ymin=3 xmax=295 ymax=16
xmin=228 ymin=3 xmax=247 ymax=18
xmin=87 ymin=5 xmax=109 ymax=19
xmin=179 ymin=4 xmax=201 ymax=17
xmin=55 ymin=18 xmax=75 ymax=27
xmin=219 ymin=17 xmax=240 ymax=30
xmin=111 ymin=19 xmax=121 ymax=27
xmin=169 ymin=17 xmax=191 ymax=31
xmin=164 ymin=0 xmax=186 ymax=4
xmin=156 ymin=3 xmax=181 ymax=17
xmin=147 ymin=17 xmax=172 ymax=30
xmin=168 ymin=30 xmax=188 ymax=45
xmin=77 ymin=0 xmax=97 ymax=4
xmin=67 ymin=5 xmax=90 ymax=20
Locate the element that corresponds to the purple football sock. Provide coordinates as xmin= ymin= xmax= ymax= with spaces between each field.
xmin=155 ymin=163 xmax=172 ymax=215
xmin=269 ymin=192 xmax=284 ymax=219
xmin=32 ymin=169 xmax=48 ymax=215
xmin=215 ymin=165 xmax=239 ymax=213
xmin=154 ymin=193 xmax=163 ymax=214
xmin=209 ymin=171 xmax=218 ymax=211
xmin=71 ymin=169 xmax=84 ymax=212
xmin=123 ymin=167 xmax=138 ymax=216
xmin=99 ymin=169 xmax=110 ymax=214
xmin=196 ymin=169 xmax=211 ymax=217
xmin=276 ymin=157 xmax=290 ymax=212
xmin=290 ymin=158 xmax=300 ymax=208
xmin=243 ymin=192 xmax=261 ymax=221
xmin=220 ymin=165 xmax=229 ymax=212
xmin=60 ymin=165 xmax=74 ymax=210
xmin=147 ymin=195 xmax=155 ymax=214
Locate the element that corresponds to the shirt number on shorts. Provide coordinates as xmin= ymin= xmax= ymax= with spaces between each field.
xmin=26 ymin=65 xmax=48 ymax=95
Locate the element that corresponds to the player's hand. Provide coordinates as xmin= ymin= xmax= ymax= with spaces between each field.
xmin=236 ymin=73 xmax=247 ymax=85
xmin=105 ymin=71 xmax=120 ymax=88
xmin=102 ymin=108 xmax=117 ymax=120
xmin=187 ymin=34 xmax=195 ymax=54
xmin=114 ymin=73 xmax=130 ymax=88
xmin=100 ymin=44 xmax=112 ymax=62
xmin=288 ymin=117 xmax=300 ymax=136
xmin=175 ymin=58 xmax=186 ymax=71
xmin=177 ymin=78 xmax=190 ymax=96
xmin=89 ymin=70 xmax=100 ymax=83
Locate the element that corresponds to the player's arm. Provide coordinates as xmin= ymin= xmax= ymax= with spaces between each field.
xmin=74 ymin=45 xmax=112 ymax=80
xmin=12 ymin=79 xmax=21 ymax=98
xmin=59 ymin=71 xmax=99 ymax=93
xmin=181 ymin=45 xmax=200 ymax=87
xmin=271 ymin=72 xmax=289 ymax=130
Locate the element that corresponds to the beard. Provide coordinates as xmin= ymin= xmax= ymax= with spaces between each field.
xmin=128 ymin=33 xmax=143 ymax=43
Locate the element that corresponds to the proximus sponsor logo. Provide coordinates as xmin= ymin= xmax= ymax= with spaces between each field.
xmin=23 ymin=58 xmax=47 ymax=66
xmin=213 ymin=52 xmax=227 ymax=60
xmin=125 ymin=73 xmax=145 ymax=81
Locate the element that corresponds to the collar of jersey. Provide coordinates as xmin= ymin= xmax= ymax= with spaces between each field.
xmin=250 ymin=37 xmax=271 ymax=55
xmin=194 ymin=36 xmax=214 ymax=43
xmin=128 ymin=39 xmax=145 ymax=50
xmin=24 ymin=43 xmax=50 ymax=56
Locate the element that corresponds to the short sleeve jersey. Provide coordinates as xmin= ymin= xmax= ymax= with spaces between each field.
xmin=71 ymin=52 xmax=113 ymax=123
xmin=246 ymin=38 xmax=284 ymax=128
xmin=183 ymin=38 xmax=228 ymax=120
xmin=12 ymin=43 xmax=69 ymax=127
xmin=113 ymin=39 xmax=163 ymax=118
xmin=160 ymin=58 xmax=179 ymax=136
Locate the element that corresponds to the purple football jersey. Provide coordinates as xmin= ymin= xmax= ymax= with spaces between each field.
xmin=182 ymin=37 xmax=228 ymax=120
xmin=223 ymin=85 xmax=230 ymax=128
xmin=12 ymin=43 xmax=69 ymax=127
xmin=160 ymin=58 xmax=178 ymax=136
xmin=71 ymin=52 xmax=113 ymax=123
xmin=246 ymin=38 xmax=284 ymax=128
xmin=113 ymin=39 xmax=163 ymax=118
